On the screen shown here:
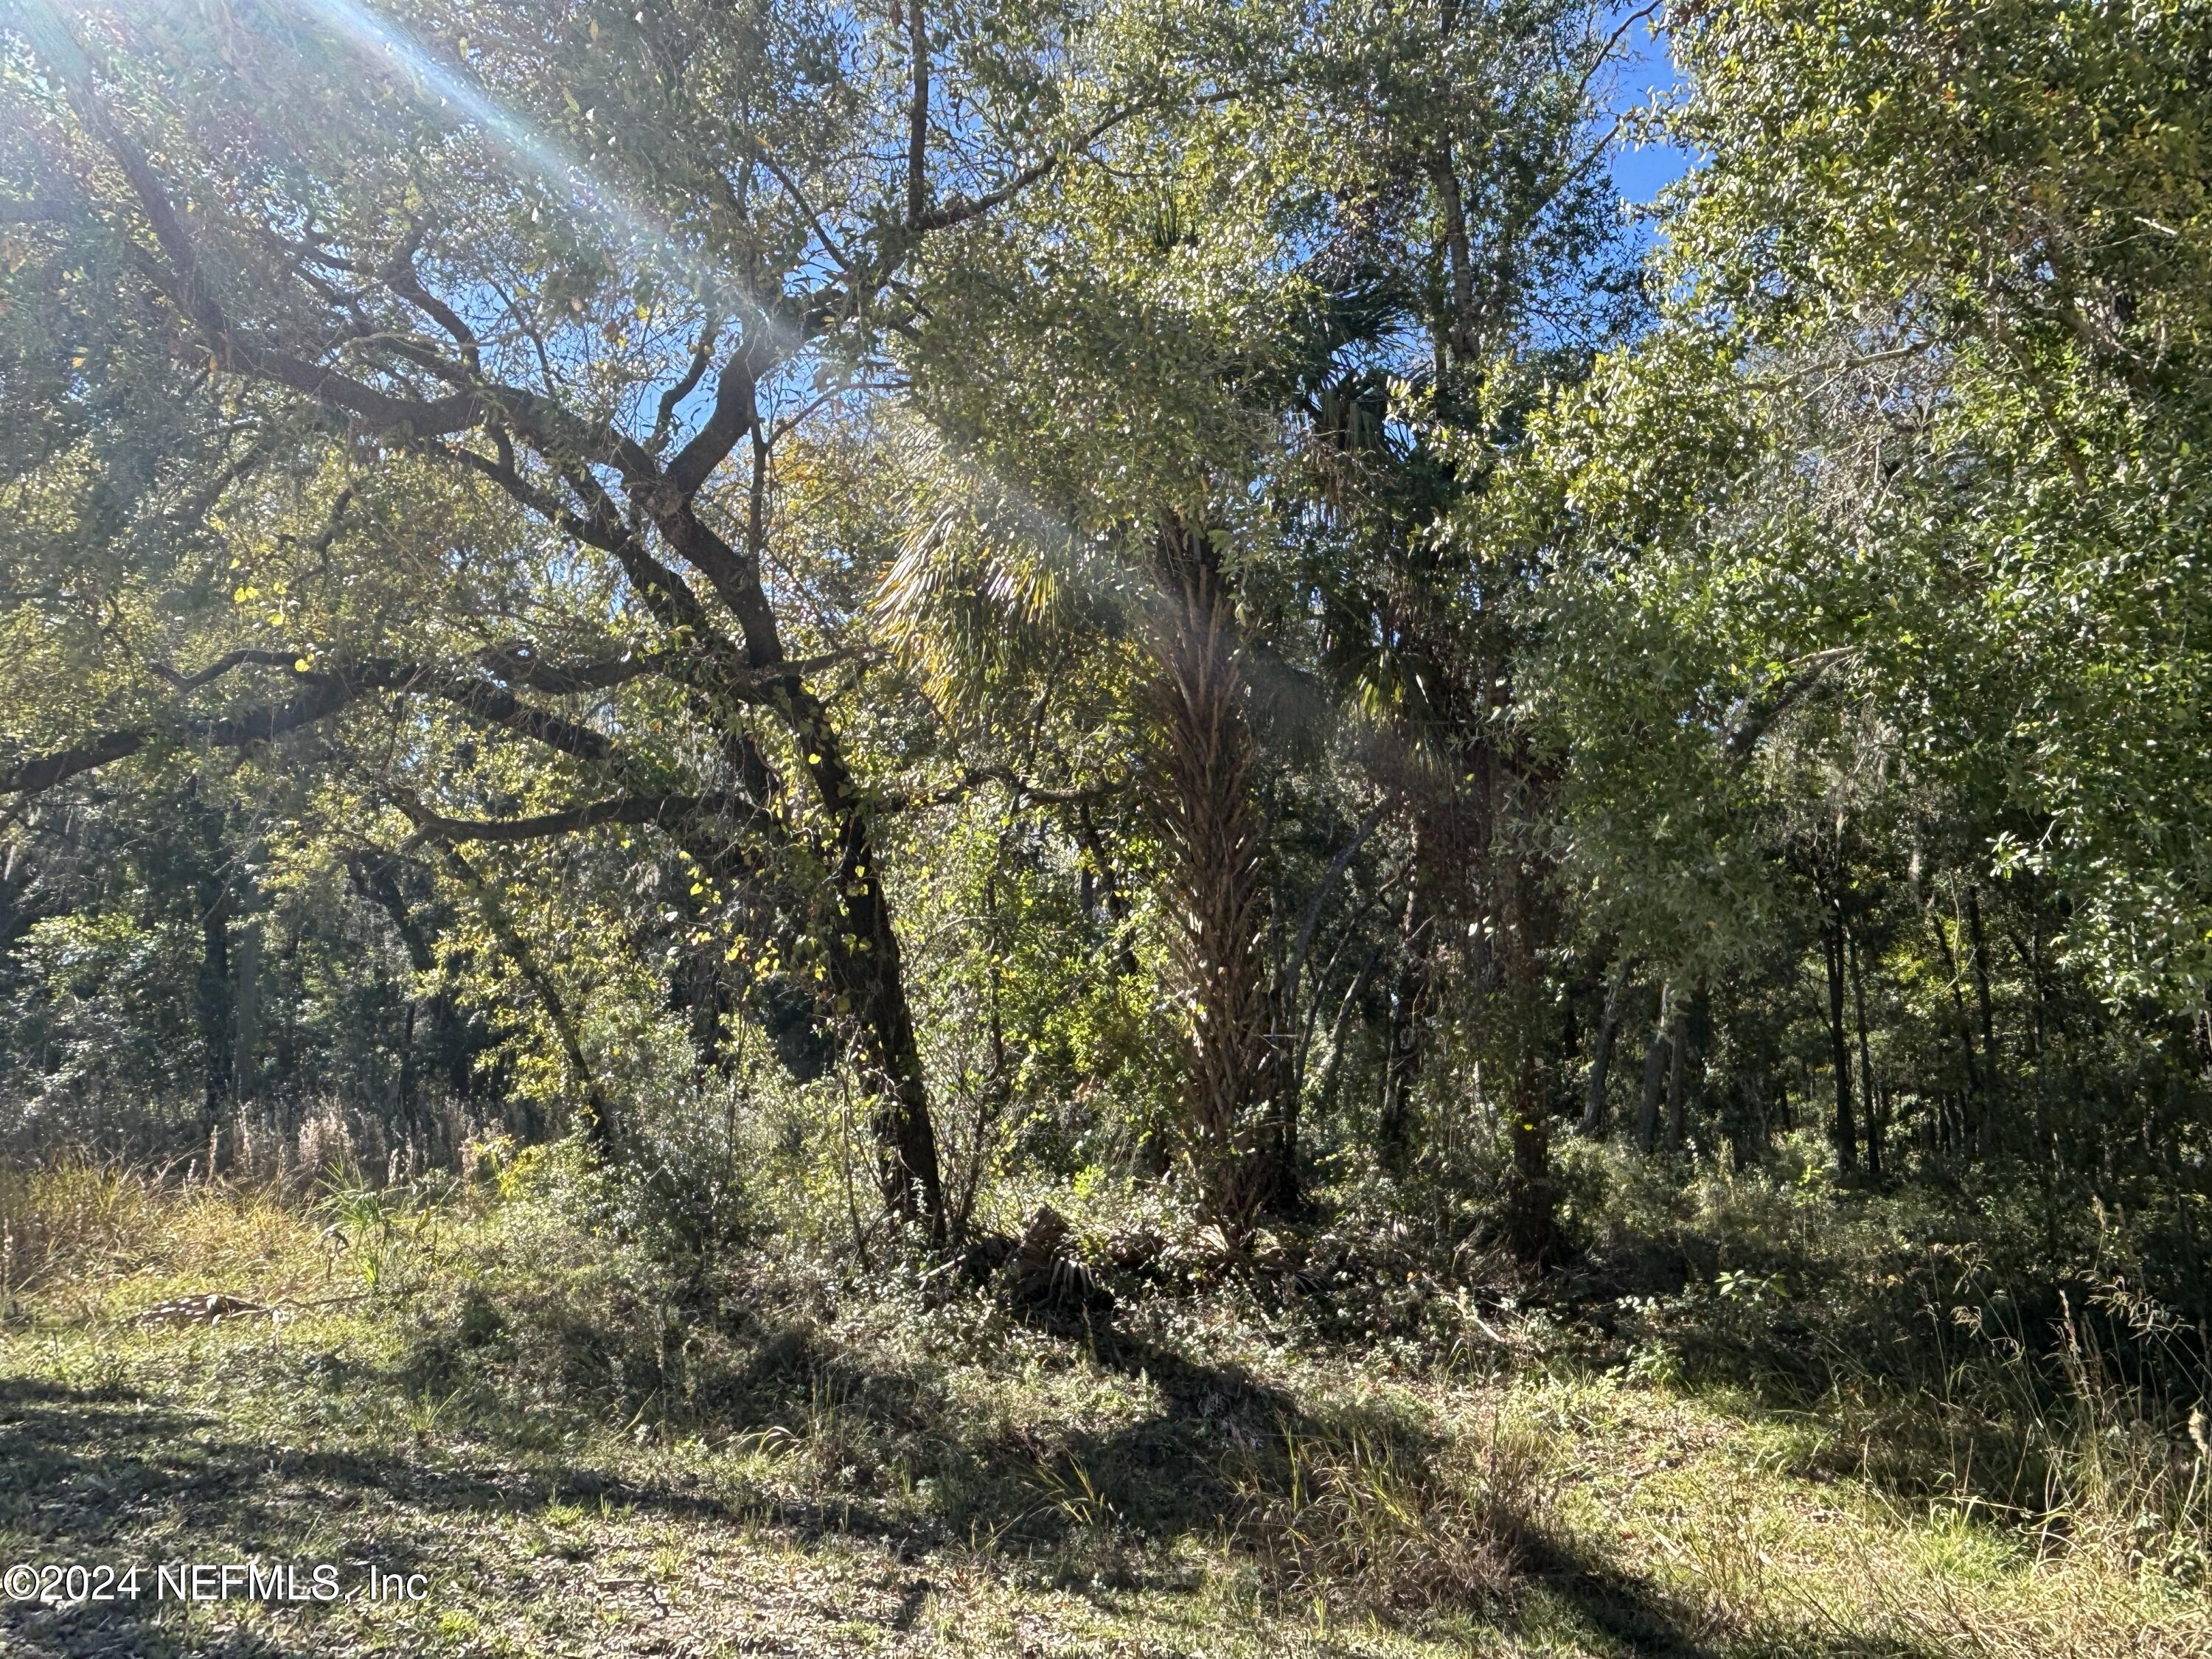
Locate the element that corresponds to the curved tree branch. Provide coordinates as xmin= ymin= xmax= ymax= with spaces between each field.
xmin=399 ymin=791 xmax=756 ymax=846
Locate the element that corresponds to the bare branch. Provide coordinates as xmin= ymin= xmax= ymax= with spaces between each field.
xmin=650 ymin=321 xmax=719 ymax=453
xmin=2 ymin=656 xmax=626 ymax=797
xmin=908 ymin=102 xmax=1149 ymax=234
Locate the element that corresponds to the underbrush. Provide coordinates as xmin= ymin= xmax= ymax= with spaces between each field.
xmin=1557 ymin=1135 xmax=2212 ymax=1590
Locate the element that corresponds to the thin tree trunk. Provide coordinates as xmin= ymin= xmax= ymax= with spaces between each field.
xmin=1378 ymin=836 xmax=1432 ymax=1166
xmin=0 ymin=839 xmax=32 ymax=953
xmin=1823 ymin=899 xmax=1857 ymax=1171
xmin=1848 ymin=925 xmax=1878 ymax=1176
xmin=1498 ymin=849 xmax=1559 ymax=1262
xmin=348 ymin=852 xmax=481 ymax=1102
xmin=1636 ymin=981 xmax=1672 ymax=1153
xmin=1666 ymin=992 xmax=1691 ymax=1151
xmin=1927 ymin=907 xmax=1983 ymax=1102
xmin=1074 ymin=799 xmax=1140 ymax=980
xmin=1581 ymin=959 xmax=1630 ymax=1135
xmin=439 ymin=844 xmax=616 ymax=1157
xmin=195 ymin=802 xmax=232 ymax=1135
xmin=233 ymin=913 xmax=260 ymax=1102
xmin=396 ymin=998 xmax=419 ymax=1131
xmin=1317 ymin=945 xmax=1383 ymax=1124
xmin=1966 ymin=883 xmax=1998 ymax=1076
xmin=682 ymin=943 xmax=731 ymax=1079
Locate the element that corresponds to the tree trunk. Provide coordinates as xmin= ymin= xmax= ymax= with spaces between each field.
xmin=1823 ymin=900 xmax=1857 ymax=1171
xmin=1147 ymin=519 xmax=1279 ymax=1229
xmin=1504 ymin=1050 xmax=1554 ymax=1256
xmin=1377 ymin=835 xmax=1433 ymax=1166
xmin=1966 ymin=883 xmax=1997 ymax=1079
xmin=0 ymin=838 xmax=42 ymax=955
xmin=438 ymin=844 xmax=618 ymax=1157
xmin=396 ymin=998 xmax=419 ymax=1134
xmin=1581 ymin=960 xmax=1630 ymax=1136
xmin=1927 ymin=906 xmax=1983 ymax=1106
xmin=233 ymin=913 xmax=260 ymax=1102
xmin=1848 ymin=925 xmax=1877 ymax=1176
xmin=195 ymin=802 xmax=232 ymax=1135
xmin=1074 ymin=800 xmax=1140 ymax=981
xmin=1636 ymin=981 xmax=1672 ymax=1153
xmin=1497 ymin=852 xmax=1559 ymax=1262
xmin=681 ymin=942 xmax=732 ymax=1079
xmin=703 ymin=693 xmax=946 ymax=1237
xmin=347 ymin=852 xmax=482 ymax=1104
xmin=1666 ymin=996 xmax=1691 ymax=1151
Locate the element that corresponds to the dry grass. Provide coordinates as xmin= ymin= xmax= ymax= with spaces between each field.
xmin=0 ymin=1158 xmax=310 ymax=1307
xmin=1228 ymin=1399 xmax=1555 ymax=1619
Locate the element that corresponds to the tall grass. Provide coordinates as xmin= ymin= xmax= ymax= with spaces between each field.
xmin=1227 ymin=1399 xmax=1557 ymax=1617
xmin=0 ymin=1156 xmax=302 ymax=1301
xmin=1568 ymin=1137 xmax=2212 ymax=1591
xmin=0 ymin=1094 xmax=493 ymax=1309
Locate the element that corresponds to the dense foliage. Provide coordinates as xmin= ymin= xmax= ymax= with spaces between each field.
xmin=1 ymin=0 xmax=2207 ymax=1339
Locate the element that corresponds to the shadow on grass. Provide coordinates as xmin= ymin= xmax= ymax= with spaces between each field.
xmin=0 ymin=1368 xmax=748 ymax=1658
xmin=0 ymin=1301 xmax=1960 ymax=1659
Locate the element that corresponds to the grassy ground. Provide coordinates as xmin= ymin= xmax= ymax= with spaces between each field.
xmin=0 ymin=1156 xmax=2205 ymax=1658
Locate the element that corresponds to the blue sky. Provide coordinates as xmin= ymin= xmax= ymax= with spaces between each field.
xmin=1604 ymin=6 xmax=1694 ymax=208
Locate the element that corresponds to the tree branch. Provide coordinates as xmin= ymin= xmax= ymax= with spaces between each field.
xmin=666 ymin=328 xmax=776 ymax=496
xmin=893 ymin=764 xmax=1126 ymax=811
xmin=908 ymin=102 xmax=1150 ymax=234
xmin=398 ymin=790 xmax=754 ymax=845
xmin=476 ymin=645 xmax=678 ymax=694
xmin=650 ymin=322 xmax=719 ymax=452
xmin=2 ymin=657 xmax=627 ymax=796
xmin=1722 ymin=647 xmax=1860 ymax=761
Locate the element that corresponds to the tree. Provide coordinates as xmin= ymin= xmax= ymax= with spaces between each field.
xmin=1 ymin=0 xmax=1231 ymax=1232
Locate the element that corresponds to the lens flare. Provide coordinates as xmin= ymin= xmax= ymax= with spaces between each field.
xmin=281 ymin=0 xmax=728 ymax=309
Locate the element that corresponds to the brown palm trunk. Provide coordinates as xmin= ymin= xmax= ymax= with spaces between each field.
xmin=1147 ymin=520 xmax=1279 ymax=1228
